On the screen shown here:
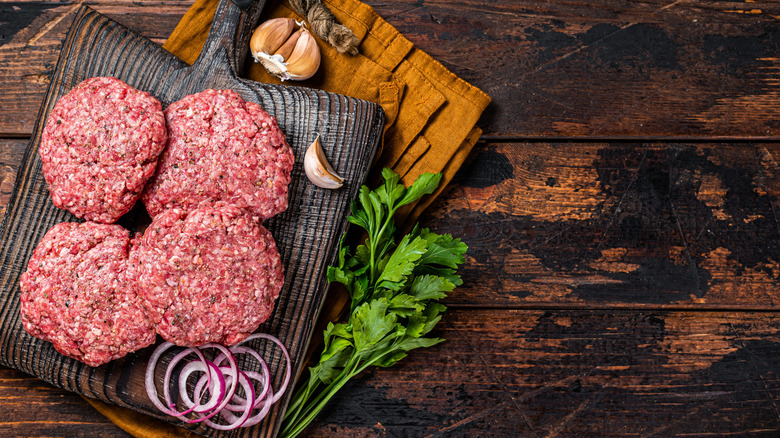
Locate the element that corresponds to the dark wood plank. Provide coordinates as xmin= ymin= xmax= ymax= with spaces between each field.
xmin=0 ymin=2 xmax=383 ymax=437
xmin=0 ymin=1 xmax=194 ymax=136
xmin=0 ymin=139 xmax=27 ymax=220
xmin=5 ymin=1 xmax=780 ymax=138
xmin=420 ymin=141 xmax=780 ymax=309
xmin=0 ymin=367 xmax=131 ymax=438
xmin=368 ymin=0 xmax=780 ymax=138
xmin=305 ymin=309 xmax=780 ymax=436
xmin=3 ymin=309 xmax=778 ymax=437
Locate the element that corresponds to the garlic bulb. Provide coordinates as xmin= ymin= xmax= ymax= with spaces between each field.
xmin=250 ymin=18 xmax=321 ymax=81
xmin=304 ymin=136 xmax=344 ymax=189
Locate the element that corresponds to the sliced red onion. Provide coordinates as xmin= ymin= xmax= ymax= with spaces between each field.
xmin=184 ymin=343 xmax=239 ymax=423
xmin=144 ymin=334 xmax=291 ymax=431
xmin=202 ymin=370 xmax=255 ymax=430
xmin=219 ymin=369 xmax=270 ymax=413
xmin=177 ymin=360 xmax=224 ymax=415
xmin=238 ymin=380 xmax=275 ymax=428
xmin=235 ymin=333 xmax=292 ymax=404
xmin=145 ymin=342 xmax=196 ymax=417
xmin=226 ymin=346 xmax=271 ymax=407
xmin=163 ymin=347 xmax=211 ymax=418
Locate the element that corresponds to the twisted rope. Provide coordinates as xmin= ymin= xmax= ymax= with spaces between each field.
xmin=288 ymin=0 xmax=359 ymax=55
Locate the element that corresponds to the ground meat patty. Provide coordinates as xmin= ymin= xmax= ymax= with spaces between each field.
xmin=141 ymin=89 xmax=294 ymax=221
xmin=39 ymin=76 xmax=167 ymax=223
xmin=134 ymin=203 xmax=284 ymax=346
xmin=19 ymin=222 xmax=156 ymax=367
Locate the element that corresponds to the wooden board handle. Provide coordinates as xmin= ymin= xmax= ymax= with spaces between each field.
xmin=188 ymin=0 xmax=266 ymax=83
xmin=231 ymin=0 xmax=255 ymax=10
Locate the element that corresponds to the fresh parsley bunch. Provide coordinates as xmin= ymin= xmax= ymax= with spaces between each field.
xmin=279 ymin=168 xmax=468 ymax=438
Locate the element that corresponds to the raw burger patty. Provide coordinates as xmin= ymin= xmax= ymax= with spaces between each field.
xmin=134 ymin=204 xmax=284 ymax=346
xmin=142 ymin=89 xmax=295 ymax=221
xmin=19 ymin=222 xmax=156 ymax=367
xmin=39 ymin=76 xmax=167 ymax=223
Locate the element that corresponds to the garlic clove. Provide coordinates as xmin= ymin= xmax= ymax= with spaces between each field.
xmin=304 ymin=136 xmax=344 ymax=189
xmin=255 ymin=53 xmax=288 ymax=79
xmin=283 ymin=28 xmax=321 ymax=81
xmin=250 ymin=17 xmax=296 ymax=57
xmin=273 ymin=27 xmax=302 ymax=61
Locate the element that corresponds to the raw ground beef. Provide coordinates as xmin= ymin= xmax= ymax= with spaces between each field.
xmin=141 ymin=89 xmax=295 ymax=221
xmin=133 ymin=203 xmax=284 ymax=346
xmin=19 ymin=222 xmax=156 ymax=367
xmin=39 ymin=76 xmax=167 ymax=223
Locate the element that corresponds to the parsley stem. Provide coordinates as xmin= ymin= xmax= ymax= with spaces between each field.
xmin=367 ymin=208 xmax=396 ymax=292
xmin=281 ymin=376 xmax=316 ymax=429
xmin=279 ymin=357 xmax=362 ymax=438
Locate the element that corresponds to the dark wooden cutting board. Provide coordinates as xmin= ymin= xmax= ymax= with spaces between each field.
xmin=0 ymin=0 xmax=384 ymax=437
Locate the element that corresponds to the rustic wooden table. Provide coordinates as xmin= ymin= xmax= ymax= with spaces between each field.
xmin=2 ymin=1 xmax=779 ymax=437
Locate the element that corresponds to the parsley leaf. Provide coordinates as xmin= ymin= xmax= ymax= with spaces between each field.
xmin=376 ymin=234 xmax=428 ymax=290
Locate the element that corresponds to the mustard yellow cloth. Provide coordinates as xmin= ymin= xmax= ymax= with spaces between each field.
xmin=85 ymin=0 xmax=490 ymax=435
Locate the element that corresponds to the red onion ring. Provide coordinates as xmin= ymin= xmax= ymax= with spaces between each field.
xmin=145 ymin=342 xmax=202 ymax=417
xmin=144 ymin=334 xmax=291 ymax=431
xmin=189 ymin=343 xmax=239 ymax=423
xmin=233 ymin=333 xmax=292 ymax=404
xmin=217 ymin=346 xmax=271 ymax=408
xmin=237 ymin=376 xmax=275 ymax=428
xmin=163 ymin=348 xmax=213 ymax=418
xmin=177 ymin=360 xmax=223 ymax=415
xmin=201 ymin=370 xmax=255 ymax=430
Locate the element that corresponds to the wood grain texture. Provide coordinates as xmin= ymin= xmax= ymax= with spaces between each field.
xmin=369 ymin=0 xmax=780 ymax=139
xmin=307 ymin=309 xmax=780 ymax=436
xmin=1 ymin=0 xmax=779 ymax=437
xmin=3 ymin=309 xmax=778 ymax=437
xmin=420 ymin=141 xmax=780 ymax=309
xmin=0 ymin=139 xmax=27 ymax=220
xmin=0 ymin=1 xmax=194 ymax=136
xmin=6 ymin=1 xmax=780 ymax=138
xmin=0 ymin=367 xmax=131 ymax=438
xmin=0 ymin=1 xmax=383 ymax=437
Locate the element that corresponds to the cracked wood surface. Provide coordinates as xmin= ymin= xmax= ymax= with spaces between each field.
xmin=1 ymin=0 xmax=779 ymax=437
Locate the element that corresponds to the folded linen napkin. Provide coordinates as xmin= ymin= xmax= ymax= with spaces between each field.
xmin=84 ymin=0 xmax=490 ymax=435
